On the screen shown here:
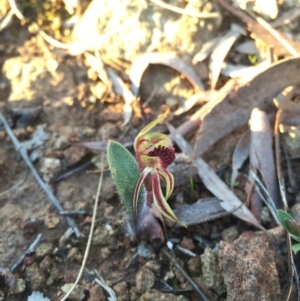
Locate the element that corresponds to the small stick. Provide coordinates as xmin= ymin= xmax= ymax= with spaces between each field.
xmin=150 ymin=0 xmax=220 ymax=19
xmin=0 ymin=113 xmax=81 ymax=238
xmin=60 ymin=151 xmax=104 ymax=301
xmin=93 ymin=269 xmax=117 ymax=301
xmin=176 ymin=245 xmax=197 ymax=257
xmin=254 ymin=15 xmax=298 ymax=58
xmin=161 ymin=247 xmax=212 ymax=301
xmin=53 ymin=161 xmax=92 ymax=183
xmin=7 ymin=0 xmax=25 ymax=20
xmin=59 ymin=210 xmax=87 ymax=216
xmin=11 ymin=233 xmax=42 ymax=272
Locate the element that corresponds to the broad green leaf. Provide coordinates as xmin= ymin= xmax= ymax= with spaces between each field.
xmin=292 ymin=243 xmax=300 ymax=254
xmin=291 ymin=234 xmax=300 ymax=243
xmin=286 ymin=219 xmax=300 ymax=237
xmin=277 ymin=210 xmax=300 ymax=238
xmin=107 ymin=141 xmax=144 ymax=222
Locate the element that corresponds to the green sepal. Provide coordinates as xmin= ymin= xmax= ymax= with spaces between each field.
xmin=292 ymin=243 xmax=300 ymax=254
xmin=107 ymin=141 xmax=144 ymax=223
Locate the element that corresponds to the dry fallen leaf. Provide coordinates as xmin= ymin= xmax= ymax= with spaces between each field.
xmin=84 ymin=53 xmax=111 ymax=87
xmin=192 ymin=36 xmax=222 ymax=63
xmin=234 ymin=40 xmax=259 ymax=54
xmin=250 ymin=108 xmax=280 ymax=209
xmin=173 ymin=198 xmax=228 ymax=226
xmin=130 ymin=52 xmax=204 ymax=96
xmin=173 ymin=90 xmax=217 ymax=116
xmin=209 ymin=24 xmax=244 ymax=89
xmin=216 ymin=0 xmax=300 ymax=57
xmin=270 ymin=8 xmax=300 ymax=28
xmin=167 ymin=123 xmax=264 ymax=230
xmin=193 ymin=57 xmax=300 ymax=156
xmin=107 ymin=68 xmax=135 ymax=126
xmin=221 ymin=59 xmax=270 ymax=81
xmin=231 ymin=130 xmax=250 ymax=187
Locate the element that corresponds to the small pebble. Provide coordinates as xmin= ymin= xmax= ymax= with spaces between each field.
xmin=221 ymin=225 xmax=239 ymax=242
xmin=180 ymin=236 xmax=195 ymax=251
xmin=39 ymin=255 xmax=52 ymax=271
xmin=261 ymin=207 xmax=272 ymax=225
xmin=201 ymin=248 xmax=226 ymax=296
xmin=0 ymin=131 xmax=5 ymax=140
xmin=61 ymin=283 xmax=85 ymax=301
xmin=35 ymin=242 xmax=54 ymax=258
xmin=138 ymin=289 xmax=188 ymax=301
xmin=12 ymin=278 xmax=26 ymax=294
xmin=45 ymin=214 xmax=60 ymax=229
xmin=64 ymin=271 xmax=76 ymax=283
xmin=54 ymin=135 xmax=69 ymax=150
xmin=114 ymin=282 xmax=129 ymax=301
xmin=67 ymin=247 xmax=80 ymax=261
xmin=12 ymin=128 xmax=27 ymax=139
xmin=163 ymin=270 xmax=175 ymax=281
xmin=88 ymin=285 xmax=106 ymax=301
xmin=187 ymin=257 xmax=201 ymax=276
xmin=26 ymin=262 xmax=46 ymax=290
xmin=23 ymin=256 xmax=35 ymax=266
xmin=136 ymin=267 xmax=155 ymax=294
xmin=63 ymin=146 xmax=87 ymax=166
xmin=144 ymin=260 xmax=161 ymax=274
xmin=49 ymin=264 xmax=63 ymax=282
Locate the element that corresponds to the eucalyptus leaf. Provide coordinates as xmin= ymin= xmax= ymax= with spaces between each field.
xmin=107 ymin=141 xmax=144 ymax=223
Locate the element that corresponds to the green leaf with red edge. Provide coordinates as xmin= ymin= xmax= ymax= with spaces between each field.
xmin=133 ymin=167 xmax=151 ymax=217
xmin=107 ymin=141 xmax=144 ymax=223
xmin=152 ymin=170 xmax=186 ymax=227
xmin=134 ymin=109 xmax=169 ymax=151
xmin=157 ymin=168 xmax=174 ymax=200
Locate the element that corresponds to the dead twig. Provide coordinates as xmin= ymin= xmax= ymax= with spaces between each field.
xmin=0 ymin=113 xmax=81 ymax=238
xmin=274 ymin=111 xmax=300 ymax=301
xmin=150 ymin=0 xmax=220 ymax=19
xmin=0 ymin=172 xmax=27 ymax=198
xmin=161 ymin=247 xmax=212 ymax=301
xmin=215 ymin=0 xmax=300 ymax=57
xmin=53 ymin=160 xmax=92 ymax=183
xmin=93 ymin=269 xmax=117 ymax=301
xmin=176 ymin=245 xmax=197 ymax=257
xmin=249 ymin=170 xmax=279 ymax=224
xmin=251 ymin=14 xmax=298 ymax=58
xmin=59 ymin=210 xmax=87 ymax=216
xmin=0 ymin=10 xmax=15 ymax=31
xmin=7 ymin=0 xmax=25 ymax=21
xmin=11 ymin=233 xmax=42 ymax=272
xmin=60 ymin=146 xmax=104 ymax=301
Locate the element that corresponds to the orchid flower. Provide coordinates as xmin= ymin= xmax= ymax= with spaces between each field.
xmin=133 ymin=110 xmax=186 ymax=227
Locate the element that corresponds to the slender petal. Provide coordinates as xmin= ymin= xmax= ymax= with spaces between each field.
xmin=134 ymin=109 xmax=170 ymax=150
xmin=133 ymin=167 xmax=152 ymax=216
xmin=152 ymin=171 xmax=186 ymax=227
xmin=157 ymin=167 xmax=174 ymax=200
